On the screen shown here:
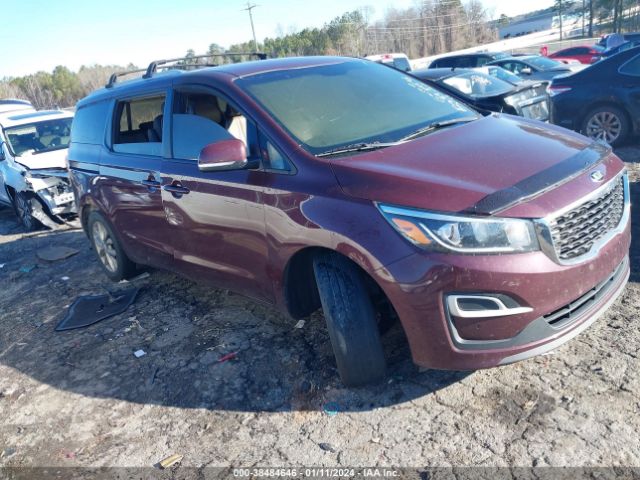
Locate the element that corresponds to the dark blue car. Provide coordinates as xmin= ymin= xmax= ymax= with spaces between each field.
xmin=602 ymin=40 xmax=640 ymax=59
xmin=548 ymin=46 xmax=640 ymax=146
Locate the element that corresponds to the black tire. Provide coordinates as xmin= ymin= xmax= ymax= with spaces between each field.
xmin=581 ymin=105 xmax=630 ymax=147
xmin=87 ymin=211 xmax=136 ymax=281
xmin=12 ymin=192 xmax=39 ymax=231
xmin=313 ymin=252 xmax=387 ymax=387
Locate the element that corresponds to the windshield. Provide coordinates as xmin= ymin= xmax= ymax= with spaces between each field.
xmin=391 ymin=57 xmax=412 ymax=72
xmin=481 ymin=66 xmax=523 ymax=84
xmin=236 ymin=60 xmax=477 ymax=155
xmin=493 ymin=52 xmax=510 ymax=60
xmin=4 ymin=117 xmax=73 ymax=157
xmin=442 ymin=71 xmax=513 ymax=98
xmin=527 ymin=56 xmax=563 ymax=70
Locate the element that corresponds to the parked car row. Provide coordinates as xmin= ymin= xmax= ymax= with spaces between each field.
xmin=411 ymin=68 xmax=549 ymax=121
xmin=422 ymin=43 xmax=640 ymax=146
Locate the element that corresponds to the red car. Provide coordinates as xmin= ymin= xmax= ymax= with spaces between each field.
xmin=548 ymin=45 xmax=605 ymax=64
xmin=68 ymin=55 xmax=630 ymax=386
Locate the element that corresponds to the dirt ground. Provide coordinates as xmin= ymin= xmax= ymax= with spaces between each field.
xmin=0 ymin=147 xmax=639 ymax=474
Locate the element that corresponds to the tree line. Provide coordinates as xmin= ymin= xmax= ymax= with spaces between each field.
xmin=556 ymin=0 xmax=639 ymax=37
xmin=1 ymin=0 xmax=637 ymax=109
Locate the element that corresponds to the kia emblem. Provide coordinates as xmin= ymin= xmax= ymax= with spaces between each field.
xmin=590 ymin=170 xmax=605 ymax=183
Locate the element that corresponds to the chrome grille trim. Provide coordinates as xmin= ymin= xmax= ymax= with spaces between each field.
xmin=534 ymin=171 xmax=630 ymax=265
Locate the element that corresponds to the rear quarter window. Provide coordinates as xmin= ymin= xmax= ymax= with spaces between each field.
xmin=71 ymin=101 xmax=110 ymax=144
xmin=620 ymin=54 xmax=640 ymax=76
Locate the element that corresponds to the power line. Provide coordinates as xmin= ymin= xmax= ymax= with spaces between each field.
xmin=366 ymin=20 xmax=489 ymax=32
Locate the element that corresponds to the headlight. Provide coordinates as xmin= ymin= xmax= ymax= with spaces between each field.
xmin=378 ymin=204 xmax=539 ymax=253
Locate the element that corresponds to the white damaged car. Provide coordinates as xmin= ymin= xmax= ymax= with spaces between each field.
xmin=0 ymin=108 xmax=76 ymax=230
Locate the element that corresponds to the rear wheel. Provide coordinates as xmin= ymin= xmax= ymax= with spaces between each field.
xmin=12 ymin=192 xmax=38 ymax=231
xmin=313 ymin=252 xmax=387 ymax=387
xmin=581 ymin=105 xmax=630 ymax=147
xmin=88 ymin=211 xmax=136 ymax=281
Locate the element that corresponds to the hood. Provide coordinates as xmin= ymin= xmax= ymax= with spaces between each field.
xmin=329 ymin=114 xmax=594 ymax=214
xmin=15 ymin=148 xmax=68 ymax=171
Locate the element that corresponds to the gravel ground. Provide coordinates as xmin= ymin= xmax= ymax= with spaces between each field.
xmin=0 ymin=148 xmax=639 ymax=473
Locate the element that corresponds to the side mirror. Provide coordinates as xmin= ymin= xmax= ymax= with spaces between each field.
xmin=0 ymin=143 xmax=5 ymax=161
xmin=198 ymin=139 xmax=249 ymax=172
xmin=521 ymin=67 xmax=532 ymax=75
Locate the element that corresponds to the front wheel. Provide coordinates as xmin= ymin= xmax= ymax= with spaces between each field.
xmin=581 ymin=105 xmax=630 ymax=147
xmin=12 ymin=192 xmax=38 ymax=231
xmin=313 ymin=252 xmax=387 ymax=387
xmin=88 ymin=211 xmax=136 ymax=281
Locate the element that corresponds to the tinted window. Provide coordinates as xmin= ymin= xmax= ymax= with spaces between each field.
xmin=432 ymin=56 xmax=460 ymax=68
xmin=113 ymin=95 xmax=165 ymax=156
xmin=500 ymin=61 xmax=528 ymax=74
xmin=557 ymin=48 xmax=578 ymax=55
xmin=237 ymin=60 xmax=478 ymax=155
xmin=620 ymin=54 xmax=640 ymax=75
xmin=71 ymin=101 xmax=109 ymax=144
xmin=527 ymin=56 xmax=562 ymax=70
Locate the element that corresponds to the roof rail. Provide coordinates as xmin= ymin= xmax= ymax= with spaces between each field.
xmin=105 ymin=52 xmax=267 ymax=88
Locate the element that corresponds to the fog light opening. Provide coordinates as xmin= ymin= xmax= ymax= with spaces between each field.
xmin=447 ymin=295 xmax=533 ymax=319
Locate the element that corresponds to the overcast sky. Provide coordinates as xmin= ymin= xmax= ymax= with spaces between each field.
xmin=1 ymin=0 xmax=554 ymax=77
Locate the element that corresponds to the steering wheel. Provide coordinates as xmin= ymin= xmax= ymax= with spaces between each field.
xmin=50 ymin=137 xmax=62 ymax=147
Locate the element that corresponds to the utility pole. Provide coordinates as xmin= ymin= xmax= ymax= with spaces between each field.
xmin=559 ymin=0 xmax=563 ymax=41
xmin=242 ymin=2 xmax=259 ymax=52
xmin=582 ymin=0 xmax=585 ymax=37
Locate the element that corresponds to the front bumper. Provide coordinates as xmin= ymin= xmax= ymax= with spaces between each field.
xmin=375 ymin=221 xmax=631 ymax=370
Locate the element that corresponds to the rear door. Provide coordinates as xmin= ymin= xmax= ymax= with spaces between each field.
xmin=159 ymin=84 xmax=274 ymax=303
xmin=97 ymin=91 xmax=173 ymax=267
xmin=618 ymin=54 xmax=640 ymax=120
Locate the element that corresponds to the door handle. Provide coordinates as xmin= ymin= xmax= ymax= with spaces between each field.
xmin=163 ymin=182 xmax=190 ymax=198
xmin=141 ymin=178 xmax=161 ymax=192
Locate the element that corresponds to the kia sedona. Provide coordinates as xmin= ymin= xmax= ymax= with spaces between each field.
xmin=68 ymin=55 xmax=630 ymax=386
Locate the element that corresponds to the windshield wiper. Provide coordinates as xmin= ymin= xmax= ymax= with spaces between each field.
xmin=400 ymin=116 xmax=479 ymax=142
xmin=316 ymin=141 xmax=403 ymax=158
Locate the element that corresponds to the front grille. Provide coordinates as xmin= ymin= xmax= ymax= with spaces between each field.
xmin=548 ymin=176 xmax=625 ymax=261
xmin=544 ymin=257 xmax=627 ymax=328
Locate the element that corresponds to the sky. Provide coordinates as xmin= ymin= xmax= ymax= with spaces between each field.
xmin=1 ymin=0 xmax=554 ymax=77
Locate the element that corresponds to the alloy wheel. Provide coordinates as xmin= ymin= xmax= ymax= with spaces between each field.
xmin=92 ymin=221 xmax=118 ymax=272
xmin=585 ymin=111 xmax=622 ymax=144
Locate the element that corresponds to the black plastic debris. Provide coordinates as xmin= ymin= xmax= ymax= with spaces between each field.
xmin=55 ymin=288 xmax=139 ymax=332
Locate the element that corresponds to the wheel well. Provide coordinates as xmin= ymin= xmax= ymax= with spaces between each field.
xmin=81 ymin=204 xmax=96 ymax=234
xmin=283 ymin=248 xmax=399 ymax=329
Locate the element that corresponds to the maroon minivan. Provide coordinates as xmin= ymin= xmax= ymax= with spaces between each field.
xmin=68 ymin=55 xmax=631 ymax=386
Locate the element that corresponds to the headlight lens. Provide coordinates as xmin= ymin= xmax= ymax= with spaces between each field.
xmin=378 ymin=204 xmax=539 ymax=253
